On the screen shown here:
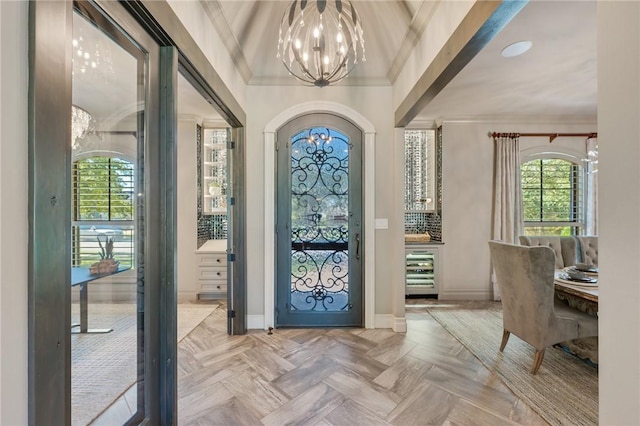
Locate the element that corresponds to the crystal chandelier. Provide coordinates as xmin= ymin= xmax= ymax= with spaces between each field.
xmin=585 ymin=140 xmax=598 ymax=174
xmin=72 ymin=105 xmax=92 ymax=150
xmin=277 ymin=0 xmax=365 ymax=87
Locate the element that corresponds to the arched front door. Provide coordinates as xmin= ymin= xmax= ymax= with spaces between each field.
xmin=275 ymin=113 xmax=363 ymax=327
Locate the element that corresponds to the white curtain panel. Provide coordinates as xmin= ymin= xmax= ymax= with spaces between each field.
xmin=585 ymin=137 xmax=598 ymax=235
xmin=491 ymin=135 xmax=524 ymax=301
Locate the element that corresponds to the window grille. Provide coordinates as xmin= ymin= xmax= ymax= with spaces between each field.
xmin=72 ymin=157 xmax=135 ymax=266
xmin=521 ymin=158 xmax=584 ymax=236
xmin=404 ymin=130 xmax=436 ymax=212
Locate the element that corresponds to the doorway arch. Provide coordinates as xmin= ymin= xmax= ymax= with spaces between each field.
xmin=264 ymin=101 xmax=376 ymax=329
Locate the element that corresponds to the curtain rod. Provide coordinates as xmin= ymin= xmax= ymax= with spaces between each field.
xmin=491 ymin=132 xmax=597 ymax=143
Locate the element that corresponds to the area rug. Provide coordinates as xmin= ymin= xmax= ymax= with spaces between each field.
xmin=71 ymin=302 xmax=218 ymax=426
xmin=428 ymin=304 xmax=598 ymax=426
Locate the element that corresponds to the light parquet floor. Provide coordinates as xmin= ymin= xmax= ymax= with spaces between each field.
xmin=177 ymin=301 xmax=549 ymax=425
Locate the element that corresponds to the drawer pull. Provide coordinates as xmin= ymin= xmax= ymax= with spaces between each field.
xmin=217 ymin=272 xmax=221 ymax=276
xmin=216 ymin=285 xmax=221 ymax=289
xmin=216 ymin=259 xmax=221 ymax=263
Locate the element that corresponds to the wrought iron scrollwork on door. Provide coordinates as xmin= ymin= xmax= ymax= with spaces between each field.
xmin=289 ymin=127 xmax=351 ymax=311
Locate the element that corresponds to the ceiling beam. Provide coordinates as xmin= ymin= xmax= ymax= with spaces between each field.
xmin=394 ymin=0 xmax=527 ymax=127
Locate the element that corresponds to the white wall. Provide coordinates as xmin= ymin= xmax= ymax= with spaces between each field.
xmin=440 ymin=120 xmax=595 ymax=300
xmin=177 ymin=119 xmax=200 ymax=301
xmin=0 ymin=1 xmax=28 ymax=424
xmin=245 ymin=85 xmax=401 ymax=319
xmin=598 ymin=2 xmax=640 ymax=424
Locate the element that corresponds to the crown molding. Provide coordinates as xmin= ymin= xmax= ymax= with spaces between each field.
xmin=387 ymin=0 xmax=440 ymax=84
xmin=202 ymin=119 xmax=229 ymax=128
xmin=404 ymin=118 xmax=438 ymax=129
xmin=434 ymin=114 xmax=597 ymax=125
xmin=200 ymin=0 xmax=253 ymax=84
xmin=248 ymin=75 xmax=391 ymax=87
xmin=177 ymin=114 xmax=203 ymax=124
xmin=177 ymin=116 xmax=229 ymax=128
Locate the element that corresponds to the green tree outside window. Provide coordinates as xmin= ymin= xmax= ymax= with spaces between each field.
xmin=521 ymin=158 xmax=583 ymax=236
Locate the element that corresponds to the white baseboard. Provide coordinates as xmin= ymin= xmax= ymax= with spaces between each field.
xmin=439 ymin=290 xmax=492 ymax=300
xmin=374 ymin=315 xmax=407 ymax=332
xmin=249 ymin=314 xmax=401 ymax=331
xmin=247 ymin=315 xmax=265 ymax=330
xmin=374 ymin=314 xmax=394 ymax=329
xmin=178 ymin=291 xmax=198 ymax=303
xmin=393 ymin=317 xmax=407 ymax=333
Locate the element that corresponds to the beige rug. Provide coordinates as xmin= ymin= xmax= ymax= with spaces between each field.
xmin=427 ymin=303 xmax=598 ymax=426
xmin=72 ymin=302 xmax=219 ymax=426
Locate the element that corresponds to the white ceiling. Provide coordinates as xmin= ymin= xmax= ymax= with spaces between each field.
xmin=417 ymin=0 xmax=597 ymax=121
xmin=75 ymin=1 xmax=598 ymax=125
xmin=207 ymin=0 xmax=435 ymax=86
xmin=207 ymin=0 xmax=597 ymax=122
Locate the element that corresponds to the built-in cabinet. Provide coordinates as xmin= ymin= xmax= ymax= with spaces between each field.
xmin=196 ymin=240 xmax=227 ymax=299
xmin=405 ymin=245 xmax=440 ymax=296
xmin=202 ymin=128 xmax=228 ymax=214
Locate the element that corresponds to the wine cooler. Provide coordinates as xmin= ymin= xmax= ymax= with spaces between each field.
xmin=405 ymin=246 xmax=439 ymax=296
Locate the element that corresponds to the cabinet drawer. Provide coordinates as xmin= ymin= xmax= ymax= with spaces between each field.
xmin=198 ymin=267 xmax=226 ymax=280
xmin=198 ymin=253 xmax=227 ymax=267
xmin=199 ymin=280 xmax=227 ymax=293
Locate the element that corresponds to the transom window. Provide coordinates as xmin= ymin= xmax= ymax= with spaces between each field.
xmin=521 ymin=158 xmax=584 ymax=236
xmin=72 ymin=156 xmax=135 ymax=267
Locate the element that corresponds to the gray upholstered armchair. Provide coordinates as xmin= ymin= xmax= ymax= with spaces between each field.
xmin=488 ymin=241 xmax=598 ymax=374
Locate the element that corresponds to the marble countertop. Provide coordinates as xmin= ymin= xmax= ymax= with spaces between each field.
xmin=197 ymin=239 xmax=227 ymax=253
xmin=405 ymin=240 xmax=444 ymax=245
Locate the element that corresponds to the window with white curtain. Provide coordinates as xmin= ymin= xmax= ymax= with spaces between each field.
xmin=521 ymin=157 xmax=585 ymax=235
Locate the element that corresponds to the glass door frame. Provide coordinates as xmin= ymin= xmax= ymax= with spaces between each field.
xmin=275 ymin=113 xmax=364 ymax=327
xmin=28 ymin=0 xmax=167 ymax=423
xmin=29 ymin=0 xmax=247 ymax=423
xmin=175 ymin=68 xmax=247 ymax=335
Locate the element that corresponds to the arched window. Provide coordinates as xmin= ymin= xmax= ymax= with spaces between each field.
xmin=521 ymin=157 xmax=584 ymax=235
xmin=72 ymin=156 xmax=135 ymax=267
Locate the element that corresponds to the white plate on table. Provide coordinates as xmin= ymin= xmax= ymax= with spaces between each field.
xmin=556 ymin=274 xmax=599 ymax=287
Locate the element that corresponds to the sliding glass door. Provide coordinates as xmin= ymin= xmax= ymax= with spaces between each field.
xmin=70 ymin=6 xmax=146 ymax=425
xmin=30 ymin=1 xmax=170 ymax=424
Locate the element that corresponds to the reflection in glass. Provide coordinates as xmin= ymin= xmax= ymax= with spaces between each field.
xmin=289 ymin=128 xmax=350 ymax=312
xmin=71 ymin=10 xmax=142 ymax=426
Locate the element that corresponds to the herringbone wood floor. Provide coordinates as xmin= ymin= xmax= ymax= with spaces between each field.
xmin=177 ymin=301 xmax=549 ymax=425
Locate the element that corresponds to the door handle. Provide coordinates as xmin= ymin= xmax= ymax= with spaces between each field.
xmin=355 ymin=233 xmax=360 ymax=260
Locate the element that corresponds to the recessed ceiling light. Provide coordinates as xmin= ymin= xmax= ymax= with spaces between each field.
xmin=501 ymin=40 xmax=533 ymax=58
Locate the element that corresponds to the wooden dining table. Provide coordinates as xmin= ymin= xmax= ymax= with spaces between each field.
xmin=554 ymin=269 xmax=598 ymax=363
xmin=554 ymin=270 xmax=598 ymax=314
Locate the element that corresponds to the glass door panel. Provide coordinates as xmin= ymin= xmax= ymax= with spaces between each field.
xmin=290 ymin=128 xmax=351 ymax=311
xmin=71 ymin=9 xmax=144 ymax=425
xmin=276 ymin=114 xmax=362 ymax=327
